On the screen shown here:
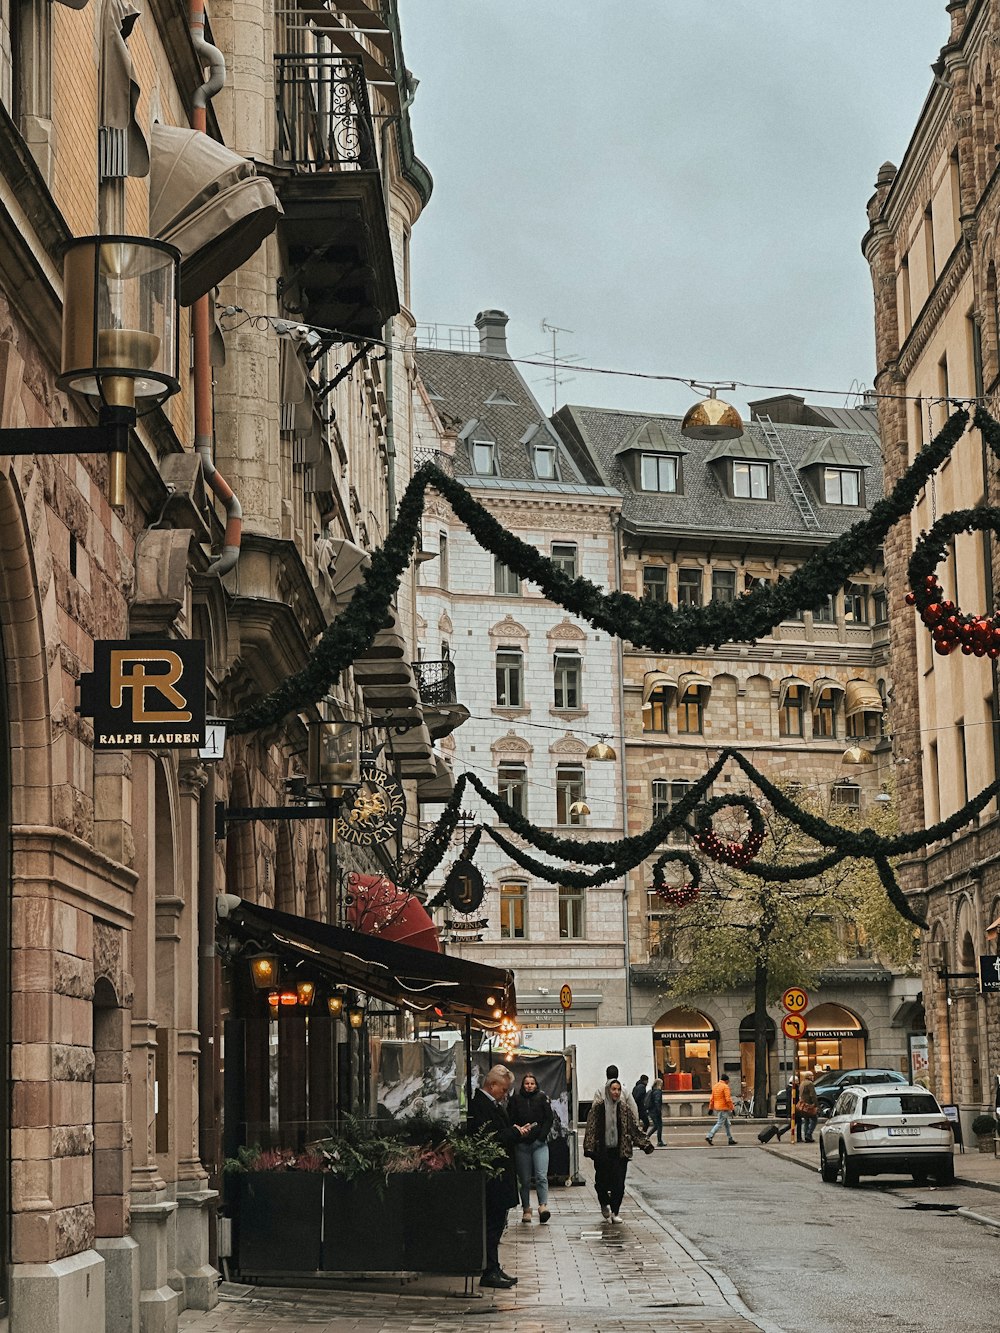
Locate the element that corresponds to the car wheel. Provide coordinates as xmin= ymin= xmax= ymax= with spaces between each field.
xmin=819 ymin=1144 xmax=838 ymax=1184
xmin=911 ymin=1169 xmax=929 ymax=1185
xmin=839 ymin=1145 xmax=859 ymax=1188
xmin=935 ymin=1159 xmax=955 ymax=1186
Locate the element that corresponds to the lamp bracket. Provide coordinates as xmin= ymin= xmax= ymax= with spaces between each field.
xmin=215 ymin=797 xmax=341 ymax=840
xmin=0 ymin=409 xmax=134 ymax=457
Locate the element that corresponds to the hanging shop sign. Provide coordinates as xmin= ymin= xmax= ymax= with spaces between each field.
xmin=338 ymin=762 xmax=406 ymax=847
xmin=444 ymin=859 xmax=486 ymax=914
xmin=979 ymin=954 xmax=1000 ymax=994
xmin=79 ymin=639 xmax=206 ymax=749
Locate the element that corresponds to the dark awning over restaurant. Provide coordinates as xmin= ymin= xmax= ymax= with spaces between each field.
xmin=218 ymin=895 xmax=515 ymax=1025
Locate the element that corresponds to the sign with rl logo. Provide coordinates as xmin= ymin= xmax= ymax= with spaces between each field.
xmin=79 ymin=639 xmax=207 ymax=750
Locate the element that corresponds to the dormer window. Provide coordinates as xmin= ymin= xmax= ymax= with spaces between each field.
xmin=533 ymin=444 xmax=557 ymax=480
xmin=640 ymin=453 xmax=678 ymax=492
xmin=732 ymin=460 xmax=770 ymax=499
xmin=471 ymin=436 xmax=497 ymax=476
xmin=824 ymin=467 xmax=861 ymax=506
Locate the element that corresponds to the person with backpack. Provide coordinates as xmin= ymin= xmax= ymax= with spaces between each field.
xmin=631 ymin=1074 xmax=650 ymax=1130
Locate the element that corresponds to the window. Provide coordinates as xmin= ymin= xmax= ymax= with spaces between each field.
xmin=556 ymin=765 xmax=585 ymax=824
xmin=814 ymin=688 xmax=838 ymax=738
xmin=643 ymin=566 xmax=668 ymax=603
xmin=471 ymin=437 xmax=497 ymax=475
xmin=497 ymin=763 xmax=527 ymax=817
xmin=553 ymin=652 xmax=582 ymax=710
xmin=847 ymin=709 xmax=880 ymax=740
xmin=551 ymin=543 xmax=577 ymax=578
xmin=872 ymin=588 xmax=888 ymax=624
xmin=732 ymin=460 xmax=770 ymax=499
xmin=558 ymin=885 xmax=585 ymax=939
xmin=533 ymin=445 xmax=557 ymax=480
xmin=494 ymin=558 xmax=521 ymax=596
xmin=831 ymin=781 xmax=860 ymax=809
xmin=813 ymin=594 xmax=836 ymax=623
xmin=438 ymin=532 xmax=448 ymax=588
xmin=640 ymin=453 xmax=678 ymax=492
xmin=711 ymin=569 xmax=736 ymax=603
xmin=780 ymin=685 xmax=806 ymax=738
xmin=677 ymin=685 xmax=704 ymax=735
xmin=643 ymin=686 xmax=670 ymax=734
xmin=824 ymin=468 xmax=861 ymax=506
xmin=844 ymin=584 xmax=870 ymax=625
xmin=677 ymin=568 xmax=702 ymax=607
xmin=500 ymin=882 xmax=527 ymax=939
xmin=652 ymin=778 xmax=692 ymax=843
xmin=496 ymin=649 xmax=523 ymax=707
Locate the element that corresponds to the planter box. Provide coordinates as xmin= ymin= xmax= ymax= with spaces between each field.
xmin=236 ymin=1171 xmax=485 ymax=1278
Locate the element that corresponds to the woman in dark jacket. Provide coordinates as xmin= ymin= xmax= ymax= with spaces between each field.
xmin=584 ymin=1079 xmax=654 ymax=1223
xmin=508 ymin=1072 xmax=555 ymax=1223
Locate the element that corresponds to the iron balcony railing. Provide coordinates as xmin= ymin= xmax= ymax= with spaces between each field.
xmin=414 ymin=447 xmax=454 ymax=477
xmin=412 ymin=659 xmax=457 ymax=707
xmin=275 ymin=52 xmax=377 ymax=172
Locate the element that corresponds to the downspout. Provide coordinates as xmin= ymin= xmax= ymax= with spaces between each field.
xmin=190 ymin=2 xmax=242 ymax=575
xmin=972 ymin=316 xmax=1000 ymax=788
xmin=612 ymin=509 xmax=633 ymax=1024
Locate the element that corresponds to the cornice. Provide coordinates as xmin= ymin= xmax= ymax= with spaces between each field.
xmin=896 ymin=240 xmax=971 ymax=377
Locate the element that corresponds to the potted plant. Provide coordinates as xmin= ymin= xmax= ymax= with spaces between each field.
xmin=971 ymin=1113 xmax=997 ymax=1153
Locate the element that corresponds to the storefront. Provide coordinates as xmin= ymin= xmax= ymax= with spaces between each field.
xmin=738 ymin=1013 xmax=775 ymax=1100
xmin=794 ymin=1002 xmax=866 ymax=1079
xmin=654 ymin=1007 xmax=718 ymax=1092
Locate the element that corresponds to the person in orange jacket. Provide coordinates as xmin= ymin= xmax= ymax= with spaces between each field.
xmin=705 ymin=1073 xmax=737 ymax=1146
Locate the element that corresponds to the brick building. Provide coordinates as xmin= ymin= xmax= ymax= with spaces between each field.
xmin=863 ymin=0 xmax=1000 ymax=1134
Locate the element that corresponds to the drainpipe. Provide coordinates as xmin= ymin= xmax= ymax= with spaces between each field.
xmin=971 ymin=315 xmax=1000 ymax=789
xmin=190 ymin=2 xmax=242 ymax=575
xmin=612 ymin=509 xmax=633 ymax=1024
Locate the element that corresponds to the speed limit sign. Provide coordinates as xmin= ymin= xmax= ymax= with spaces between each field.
xmin=782 ymin=987 xmax=809 ymax=1014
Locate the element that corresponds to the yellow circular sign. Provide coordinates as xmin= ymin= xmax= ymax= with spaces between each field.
xmin=559 ymin=984 xmax=573 ymax=1011
xmin=781 ymin=1013 xmax=808 ymax=1040
xmin=781 ymin=987 xmax=809 ymax=1013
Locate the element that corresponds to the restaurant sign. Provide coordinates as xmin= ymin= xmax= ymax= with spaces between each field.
xmin=79 ymin=639 xmax=206 ymax=749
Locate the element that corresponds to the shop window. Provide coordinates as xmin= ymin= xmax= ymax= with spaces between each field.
xmin=677 ymin=567 xmax=702 ymax=607
xmin=643 ymin=566 xmax=668 ymax=603
xmin=497 ymin=763 xmax=527 ymax=817
xmin=494 ymin=558 xmax=520 ymax=596
xmin=711 ymin=569 xmax=736 ymax=603
xmin=553 ymin=651 xmax=582 ymax=710
xmin=677 ymin=685 xmax=704 ymax=735
xmin=551 ymin=543 xmax=577 ymax=578
xmin=640 ymin=453 xmax=678 ymax=492
xmin=558 ymin=885 xmax=585 ymax=939
xmin=824 ymin=468 xmax=861 ymax=506
xmin=499 ymin=882 xmax=527 ymax=939
xmin=780 ymin=684 xmax=805 ymax=738
xmin=643 ymin=686 xmax=670 ymax=734
xmin=654 ymin=1007 xmax=718 ymax=1092
xmin=496 ymin=648 xmax=523 ymax=707
xmin=814 ymin=688 xmax=838 ymax=738
xmin=732 ymin=460 xmax=770 ymax=499
xmin=556 ymin=764 xmax=585 ymax=825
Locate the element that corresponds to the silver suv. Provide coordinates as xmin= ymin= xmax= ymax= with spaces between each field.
xmin=818 ymin=1083 xmax=954 ymax=1187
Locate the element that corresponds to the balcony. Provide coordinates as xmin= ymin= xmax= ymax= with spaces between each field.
xmin=266 ymin=53 xmax=398 ymax=340
xmin=413 ymin=659 xmax=470 ymax=740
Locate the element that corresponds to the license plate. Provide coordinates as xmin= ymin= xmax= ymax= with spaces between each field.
xmin=887 ymin=1127 xmax=920 ymax=1136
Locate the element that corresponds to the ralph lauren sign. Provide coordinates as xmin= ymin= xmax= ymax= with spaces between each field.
xmin=79 ymin=640 xmax=207 ymax=749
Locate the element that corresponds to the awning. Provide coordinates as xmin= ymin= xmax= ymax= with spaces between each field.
xmin=677 ymin=672 xmax=712 ymax=696
xmin=812 ymin=677 xmax=844 ymax=701
xmin=101 ymin=0 xmax=148 ymax=177
xmin=345 ymin=873 xmax=440 ymax=953
xmin=845 ymin=679 xmax=884 ymax=717
xmin=280 ymin=340 xmax=315 ymax=434
xmin=149 ymin=122 xmax=281 ymax=305
xmin=218 ymin=896 xmax=515 ymax=1024
xmin=642 ymin=671 xmax=677 ymax=703
xmin=778 ymin=676 xmax=809 ymax=709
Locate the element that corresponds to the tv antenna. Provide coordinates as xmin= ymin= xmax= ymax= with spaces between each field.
xmin=534 ymin=319 xmax=580 ymax=413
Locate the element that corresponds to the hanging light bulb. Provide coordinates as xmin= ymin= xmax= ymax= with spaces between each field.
xmin=680 ymin=387 xmax=744 ymax=440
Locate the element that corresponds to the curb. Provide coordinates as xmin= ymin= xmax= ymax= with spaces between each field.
xmin=626 ymin=1180 xmax=786 ymax=1333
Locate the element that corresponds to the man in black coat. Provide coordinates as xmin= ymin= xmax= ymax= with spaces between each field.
xmin=469 ymin=1064 xmax=528 ymax=1288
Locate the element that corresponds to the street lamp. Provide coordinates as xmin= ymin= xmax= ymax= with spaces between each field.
xmin=680 ymin=387 xmax=744 ymax=441
xmin=307 ymin=711 xmax=362 ymax=798
xmin=248 ymin=952 xmax=280 ymax=990
xmin=586 ymin=738 xmax=617 ymax=761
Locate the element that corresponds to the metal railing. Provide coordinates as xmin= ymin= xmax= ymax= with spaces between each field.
xmin=414 ymin=447 xmax=454 ymax=477
xmin=275 ymin=53 xmax=377 ymax=172
xmin=412 ymin=659 xmax=457 ymax=707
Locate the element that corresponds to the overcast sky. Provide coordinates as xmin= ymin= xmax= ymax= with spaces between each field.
xmin=401 ymin=2 xmax=950 ymax=419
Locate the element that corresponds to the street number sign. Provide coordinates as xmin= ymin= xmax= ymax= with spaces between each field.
xmin=781 ymin=1013 xmax=808 ymax=1040
xmin=781 ymin=987 xmax=809 ymax=1013
xmin=559 ymin=984 xmax=573 ymax=1011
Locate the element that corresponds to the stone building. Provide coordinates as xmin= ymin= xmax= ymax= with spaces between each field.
xmin=862 ymin=0 xmax=1000 ymax=1133
xmin=554 ymin=394 xmax=921 ymax=1112
xmin=413 ymin=311 xmax=630 ymax=1030
xmin=0 ymin=2 xmax=439 ymax=1330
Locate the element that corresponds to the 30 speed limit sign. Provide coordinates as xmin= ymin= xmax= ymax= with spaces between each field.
xmin=781 ymin=1013 xmax=808 ymax=1040
xmin=781 ymin=987 xmax=809 ymax=1013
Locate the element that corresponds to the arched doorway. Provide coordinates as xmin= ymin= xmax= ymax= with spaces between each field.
xmin=738 ymin=1012 xmax=775 ymax=1102
xmin=654 ymin=1006 xmax=718 ymax=1092
xmin=794 ymin=1002 xmax=866 ymax=1079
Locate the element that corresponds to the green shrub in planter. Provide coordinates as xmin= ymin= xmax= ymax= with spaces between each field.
xmin=971 ymin=1113 xmax=997 ymax=1139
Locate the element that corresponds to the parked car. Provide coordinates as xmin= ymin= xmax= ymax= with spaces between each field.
xmin=817 ymin=1082 xmax=955 ymax=1187
xmin=774 ymin=1067 xmax=907 ymax=1118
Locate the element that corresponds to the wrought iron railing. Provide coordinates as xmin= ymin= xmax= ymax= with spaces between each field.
xmin=414 ymin=447 xmax=454 ymax=477
xmin=275 ymin=53 xmax=377 ymax=172
xmin=413 ymin=659 xmax=457 ymax=707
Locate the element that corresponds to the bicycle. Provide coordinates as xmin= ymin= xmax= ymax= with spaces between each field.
xmin=732 ymin=1094 xmax=755 ymax=1118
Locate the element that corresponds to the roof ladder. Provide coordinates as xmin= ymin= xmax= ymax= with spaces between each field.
xmin=757 ymin=415 xmax=821 ymax=530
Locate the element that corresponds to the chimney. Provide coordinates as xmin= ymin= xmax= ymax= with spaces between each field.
xmin=475 ymin=309 xmax=509 ymax=358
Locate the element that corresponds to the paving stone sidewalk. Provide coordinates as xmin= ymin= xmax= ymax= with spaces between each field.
xmin=179 ymin=1182 xmax=777 ymax=1333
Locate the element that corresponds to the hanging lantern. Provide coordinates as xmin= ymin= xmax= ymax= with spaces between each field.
xmin=307 ymin=710 xmax=362 ymax=797
xmin=569 ymin=800 xmax=591 ymax=818
xmin=841 ymin=745 xmax=874 ymax=766
xmin=347 ymin=1003 xmax=365 ymax=1029
xmin=586 ymin=739 xmax=617 ymax=761
xmin=680 ymin=388 xmax=744 ymax=441
xmin=249 ymin=952 xmax=280 ymax=990
xmin=296 ymin=980 xmax=316 ymax=1008
xmin=327 ymin=989 xmax=346 ymax=1017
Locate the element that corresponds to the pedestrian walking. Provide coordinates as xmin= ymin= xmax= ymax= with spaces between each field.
xmin=647 ymin=1077 xmax=665 ymax=1146
xmin=592 ymin=1063 xmax=639 ymax=1120
xmin=508 ymin=1071 xmax=554 ymax=1224
xmin=584 ymin=1079 xmax=654 ymax=1223
xmin=470 ymin=1064 xmax=529 ymax=1289
xmin=631 ymin=1074 xmax=650 ymax=1129
xmin=797 ymin=1074 xmax=819 ymax=1143
xmin=705 ymin=1073 xmax=737 ymax=1145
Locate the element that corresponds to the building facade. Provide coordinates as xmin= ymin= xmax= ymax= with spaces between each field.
xmin=413 ymin=311 xmax=630 ymax=1031
xmin=555 ymin=394 xmax=920 ymax=1111
xmin=863 ymin=0 xmax=1000 ymax=1132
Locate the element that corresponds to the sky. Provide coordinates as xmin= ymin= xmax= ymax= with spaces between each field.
xmin=401 ymin=2 xmax=950 ymax=419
